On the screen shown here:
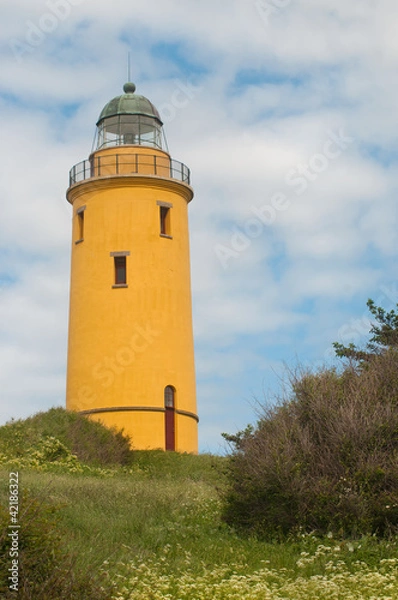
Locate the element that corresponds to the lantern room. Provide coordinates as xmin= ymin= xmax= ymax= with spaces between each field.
xmin=93 ymin=82 xmax=168 ymax=152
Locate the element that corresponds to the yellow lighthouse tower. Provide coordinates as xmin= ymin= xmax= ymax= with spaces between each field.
xmin=65 ymin=82 xmax=198 ymax=453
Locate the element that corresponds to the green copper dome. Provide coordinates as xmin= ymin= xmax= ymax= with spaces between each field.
xmin=97 ymin=82 xmax=163 ymax=125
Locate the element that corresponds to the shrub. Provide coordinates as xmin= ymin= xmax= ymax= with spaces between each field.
xmin=222 ymin=351 xmax=398 ymax=539
xmin=0 ymin=488 xmax=111 ymax=599
xmin=0 ymin=408 xmax=133 ymax=467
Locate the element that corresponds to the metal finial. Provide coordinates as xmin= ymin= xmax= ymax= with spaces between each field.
xmin=123 ymin=82 xmax=136 ymax=93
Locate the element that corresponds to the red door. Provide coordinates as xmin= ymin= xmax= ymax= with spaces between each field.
xmin=165 ymin=407 xmax=175 ymax=451
xmin=164 ymin=386 xmax=175 ymax=451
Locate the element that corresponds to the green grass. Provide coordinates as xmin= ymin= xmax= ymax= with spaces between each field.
xmin=1 ymin=410 xmax=398 ymax=598
xmin=2 ymin=460 xmax=398 ymax=599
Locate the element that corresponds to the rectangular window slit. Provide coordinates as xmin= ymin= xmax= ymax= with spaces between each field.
xmin=114 ymin=256 xmax=127 ymax=285
xmin=77 ymin=211 xmax=84 ymax=240
xmin=160 ymin=206 xmax=171 ymax=236
xmin=75 ymin=206 xmax=86 ymax=243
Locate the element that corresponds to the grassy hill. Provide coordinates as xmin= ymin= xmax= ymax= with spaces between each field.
xmin=0 ymin=407 xmax=133 ymax=468
xmin=1 ymin=409 xmax=398 ymax=599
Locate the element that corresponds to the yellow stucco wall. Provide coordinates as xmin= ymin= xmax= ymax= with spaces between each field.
xmin=66 ymin=146 xmax=198 ymax=453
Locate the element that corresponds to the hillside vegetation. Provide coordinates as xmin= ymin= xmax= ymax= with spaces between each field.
xmin=0 ymin=407 xmax=133 ymax=469
xmin=222 ymin=300 xmax=398 ymax=540
xmin=0 ymin=408 xmax=397 ymax=598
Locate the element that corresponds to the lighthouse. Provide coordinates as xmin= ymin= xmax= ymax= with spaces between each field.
xmin=65 ymin=82 xmax=198 ymax=453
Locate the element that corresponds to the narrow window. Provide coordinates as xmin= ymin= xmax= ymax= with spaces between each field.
xmin=114 ymin=256 xmax=127 ymax=285
xmin=164 ymin=385 xmax=175 ymax=408
xmin=75 ymin=206 xmax=86 ymax=244
xmin=160 ymin=206 xmax=170 ymax=236
xmin=110 ymin=252 xmax=130 ymax=288
xmin=157 ymin=201 xmax=173 ymax=237
xmin=78 ymin=211 xmax=84 ymax=239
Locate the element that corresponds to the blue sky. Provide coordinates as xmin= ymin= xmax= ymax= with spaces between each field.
xmin=1 ymin=0 xmax=398 ymax=453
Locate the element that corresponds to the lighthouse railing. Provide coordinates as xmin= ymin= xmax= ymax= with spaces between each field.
xmin=69 ymin=153 xmax=191 ymax=186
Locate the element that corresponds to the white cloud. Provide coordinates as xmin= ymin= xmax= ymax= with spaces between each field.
xmin=1 ymin=0 xmax=398 ymax=452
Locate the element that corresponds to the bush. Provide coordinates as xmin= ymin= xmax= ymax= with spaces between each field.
xmin=0 ymin=488 xmax=111 ymax=599
xmin=222 ymin=350 xmax=398 ymax=539
xmin=0 ymin=408 xmax=133 ymax=467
